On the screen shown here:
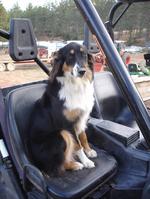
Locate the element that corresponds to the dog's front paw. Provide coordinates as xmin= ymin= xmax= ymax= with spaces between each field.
xmin=76 ymin=148 xmax=95 ymax=168
xmin=85 ymin=149 xmax=97 ymax=158
xmin=73 ymin=162 xmax=84 ymax=170
xmin=83 ymin=159 xmax=95 ymax=168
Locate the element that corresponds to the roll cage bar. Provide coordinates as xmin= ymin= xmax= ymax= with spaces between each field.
xmin=107 ymin=0 xmax=150 ymax=40
xmin=0 ymin=0 xmax=150 ymax=148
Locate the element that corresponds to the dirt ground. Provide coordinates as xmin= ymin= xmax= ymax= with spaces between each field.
xmin=0 ymin=64 xmax=48 ymax=88
xmin=144 ymin=100 xmax=150 ymax=109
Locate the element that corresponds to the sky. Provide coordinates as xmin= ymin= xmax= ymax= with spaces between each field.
xmin=1 ymin=0 xmax=60 ymax=10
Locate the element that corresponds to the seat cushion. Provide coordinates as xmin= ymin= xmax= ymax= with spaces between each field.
xmin=46 ymin=147 xmax=117 ymax=199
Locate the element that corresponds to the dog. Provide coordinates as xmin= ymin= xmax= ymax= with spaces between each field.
xmin=27 ymin=42 xmax=97 ymax=175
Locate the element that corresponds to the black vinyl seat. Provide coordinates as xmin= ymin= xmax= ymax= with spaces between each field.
xmin=5 ymin=83 xmax=117 ymax=199
xmin=94 ymin=71 xmax=138 ymax=129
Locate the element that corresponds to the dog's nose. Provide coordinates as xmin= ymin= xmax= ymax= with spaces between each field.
xmin=78 ymin=68 xmax=86 ymax=76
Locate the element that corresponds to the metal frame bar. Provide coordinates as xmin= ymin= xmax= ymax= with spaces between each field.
xmin=108 ymin=2 xmax=131 ymax=28
xmin=0 ymin=29 xmax=9 ymax=40
xmin=84 ymin=24 xmax=90 ymax=49
xmin=74 ymin=0 xmax=150 ymax=147
xmin=34 ymin=57 xmax=50 ymax=76
xmin=107 ymin=0 xmax=150 ymax=39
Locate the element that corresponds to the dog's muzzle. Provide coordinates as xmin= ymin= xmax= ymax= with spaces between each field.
xmin=78 ymin=68 xmax=86 ymax=76
xmin=73 ymin=63 xmax=86 ymax=77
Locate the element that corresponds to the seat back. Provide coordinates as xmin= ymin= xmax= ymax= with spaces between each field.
xmin=94 ymin=72 xmax=136 ymax=127
xmin=6 ymin=83 xmax=46 ymax=173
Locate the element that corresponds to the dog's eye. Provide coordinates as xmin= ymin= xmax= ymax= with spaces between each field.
xmin=70 ymin=49 xmax=75 ymax=55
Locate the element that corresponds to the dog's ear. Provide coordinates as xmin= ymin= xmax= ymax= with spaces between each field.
xmin=88 ymin=53 xmax=94 ymax=71
xmin=49 ymin=49 xmax=64 ymax=82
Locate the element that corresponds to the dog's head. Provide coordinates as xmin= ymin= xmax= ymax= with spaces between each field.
xmin=50 ymin=42 xmax=94 ymax=82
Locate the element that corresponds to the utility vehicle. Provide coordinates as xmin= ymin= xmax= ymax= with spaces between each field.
xmin=0 ymin=0 xmax=150 ymax=198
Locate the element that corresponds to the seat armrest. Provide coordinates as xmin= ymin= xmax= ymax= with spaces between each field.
xmin=23 ymin=164 xmax=48 ymax=196
xmin=89 ymin=118 xmax=140 ymax=146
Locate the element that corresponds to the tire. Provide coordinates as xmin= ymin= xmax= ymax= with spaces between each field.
xmin=7 ymin=63 xmax=16 ymax=71
xmin=0 ymin=63 xmax=6 ymax=72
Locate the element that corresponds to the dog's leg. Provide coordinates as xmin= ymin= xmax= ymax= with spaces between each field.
xmin=75 ymin=136 xmax=95 ymax=168
xmin=79 ymin=132 xmax=97 ymax=158
xmin=64 ymin=161 xmax=84 ymax=171
xmin=61 ymin=130 xmax=84 ymax=171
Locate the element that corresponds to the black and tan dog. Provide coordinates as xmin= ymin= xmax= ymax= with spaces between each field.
xmin=27 ymin=42 xmax=97 ymax=175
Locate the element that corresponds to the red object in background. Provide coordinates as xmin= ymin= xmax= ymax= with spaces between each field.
xmin=94 ymin=53 xmax=105 ymax=72
xmin=125 ymin=55 xmax=131 ymax=65
xmin=94 ymin=62 xmax=104 ymax=72
xmin=38 ymin=47 xmax=48 ymax=59
xmin=93 ymin=51 xmax=131 ymax=72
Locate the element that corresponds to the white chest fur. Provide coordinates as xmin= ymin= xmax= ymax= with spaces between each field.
xmin=57 ymin=77 xmax=95 ymax=132
xmin=57 ymin=77 xmax=94 ymax=112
